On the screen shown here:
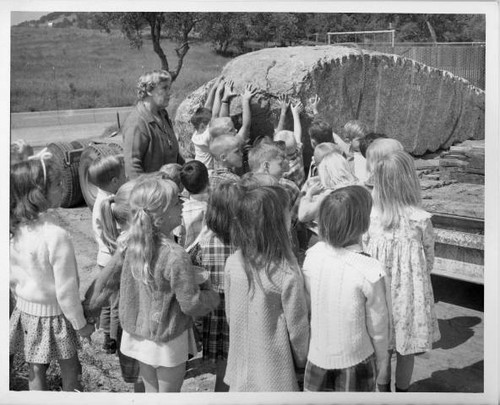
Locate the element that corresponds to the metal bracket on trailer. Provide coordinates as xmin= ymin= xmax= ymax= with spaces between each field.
xmin=64 ymin=148 xmax=84 ymax=166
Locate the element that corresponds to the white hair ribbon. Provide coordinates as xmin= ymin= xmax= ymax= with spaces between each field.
xmin=28 ymin=147 xmax=53 ymax=186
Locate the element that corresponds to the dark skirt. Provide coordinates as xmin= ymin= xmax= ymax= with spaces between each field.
xmin=202 ymin=292 xmax=229 ymax=361
xmin=304 ymin=354 xmax=377 ymax=392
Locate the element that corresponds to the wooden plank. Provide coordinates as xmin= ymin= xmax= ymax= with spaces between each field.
xmin=430 ymin=212 xmax=484 ymax=233
xmin=432 ymin=257 xmax=483 ymax=285
xmin=434 ymin=228 xmax=484 ymax=250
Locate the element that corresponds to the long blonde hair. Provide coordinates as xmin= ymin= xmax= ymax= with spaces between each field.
xmin=126 ymin=176 xmax=179 ymax=285
xmin=317 ymin=151 xmax=357 ymax=190
xmin=372 ymin=150 xmax=421 ymax=229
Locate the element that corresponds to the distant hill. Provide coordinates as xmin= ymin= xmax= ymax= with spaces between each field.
xmin=16 ymin=12 xmax=100 ymax=29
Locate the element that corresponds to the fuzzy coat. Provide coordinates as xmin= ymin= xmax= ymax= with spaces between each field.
xmin=119 ymin=238 xmax=219 ymax=343
xmin=224 ymin=250 xmax=310 ymax=391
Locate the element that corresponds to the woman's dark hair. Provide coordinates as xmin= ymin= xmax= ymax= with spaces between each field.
xmin=318 ymin=185 xmax=372 ymax=248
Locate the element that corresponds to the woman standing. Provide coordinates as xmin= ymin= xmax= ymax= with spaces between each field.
xmin=122 ymin=70 xmax=184 ymax=179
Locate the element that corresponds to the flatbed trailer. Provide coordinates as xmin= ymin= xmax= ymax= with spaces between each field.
xmin=430 ymin=212 xmax=484 ymax=284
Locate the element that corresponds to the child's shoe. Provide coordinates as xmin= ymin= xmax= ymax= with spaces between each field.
xmin=102 ymin=334 xmax=117 ymax=354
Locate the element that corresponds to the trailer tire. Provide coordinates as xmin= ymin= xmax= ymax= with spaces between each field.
xmin=78 ymin=142 xmax=123 ymax=211
xmin=46 ymin=141 xmax=85 ymax=208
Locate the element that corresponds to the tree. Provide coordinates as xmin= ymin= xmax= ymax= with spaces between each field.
xmin=198 ymin=13 xmax=251 ymax=55
xmin=93 ymin=12 xmax=205 ymax=82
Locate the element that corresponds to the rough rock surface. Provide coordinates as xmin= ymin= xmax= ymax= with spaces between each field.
xmin=174 ymin=45 xmax=485 ymax=163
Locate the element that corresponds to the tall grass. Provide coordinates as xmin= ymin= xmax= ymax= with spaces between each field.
xmin=11 ymin=26 xmax=232 ymax=115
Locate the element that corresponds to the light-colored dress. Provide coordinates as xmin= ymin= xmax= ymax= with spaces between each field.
xmin=120 ymin=328 xmax=197 ymax=368
xmin=363 ymin=206 xmax=440 ymax=355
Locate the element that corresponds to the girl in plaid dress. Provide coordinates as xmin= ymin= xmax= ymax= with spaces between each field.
xmin=191 ymin=181 xmax=239 ymax=391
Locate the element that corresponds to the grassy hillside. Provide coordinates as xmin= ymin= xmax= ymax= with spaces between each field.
xmin=11 ymin=26 xmax=232 ymax=114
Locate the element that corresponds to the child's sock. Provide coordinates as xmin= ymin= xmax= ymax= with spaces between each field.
xmin=102 ymin=334 xmax=117 ymax=354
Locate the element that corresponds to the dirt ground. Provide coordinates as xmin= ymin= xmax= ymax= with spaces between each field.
xmin=9 ymin=180 xmax=485 ymax=395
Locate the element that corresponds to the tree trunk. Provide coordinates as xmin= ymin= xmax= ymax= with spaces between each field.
xmin=147 ymin=16 xmax=169 ymax=73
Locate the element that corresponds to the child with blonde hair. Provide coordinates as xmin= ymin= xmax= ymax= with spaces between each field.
xmin=342 ymin=120 xmax=370 ymax=182
xmin=224 ymin=185 xmax=309 ymax=391
xmin=159 ymin=163 xmax=184 ymax=193
xmin=365 ymin=138 xmax=404 ymax=188
xmin=274 ymin=96 xmax=306 ymax=188
xmin=302 ymin=185 xmax=389 ymax=392
xmin=10 ymin=152 xmax=94 ymax=391
xmin=298 ymin=151 xmax=357 ymax=223
xmin=298 ymin=151 xmax=359 ymax=248
xmin=363 ymin=150 xmax=440 ymax=392
xmin=88 ymin=154 xmax=126 ymax=354
xmin=118 ymin=176 xmax=219 ymax=392
xmin=307 ymin=142 xmax=343 ymax=180
xmin=209 ymin=134 xmax=243 ymax=188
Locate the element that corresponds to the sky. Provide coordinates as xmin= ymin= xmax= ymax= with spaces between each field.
xmin=10 ymin=11 xmax=47 ymax=26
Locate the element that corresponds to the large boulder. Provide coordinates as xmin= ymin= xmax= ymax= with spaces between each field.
xmin=174 ymin=45 xmax=484 ymax=163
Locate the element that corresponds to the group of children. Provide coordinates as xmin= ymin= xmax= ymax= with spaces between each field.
xmin=9 ymin=80 xmax=440 ymax=394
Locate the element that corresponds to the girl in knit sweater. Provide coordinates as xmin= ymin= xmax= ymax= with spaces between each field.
xmin=302 ymin=185 xmax=389 ymax=392
xmin=363 ymin=151 xmax=440 ymax=392
xmin=224 ymin=185 xmax=310 ymax=391
xmin=117 ymin=176 xmax=219 ymax=392
xmin=10 ymin=152 xmax=95 ymax=391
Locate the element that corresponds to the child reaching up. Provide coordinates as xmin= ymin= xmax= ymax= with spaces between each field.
xmin=274 ymin=98 xmax=305 ymax=188
xmin=363 ymin=150 xmax=440 ymax=392
xmin=302 ymin=185 xmax=389 ymax=392
xmin=190 ymin=107 xmax=213 ymax=169
xmin=224 ymin=185 xmax=310 ymax=391
xmin=118 ymin=176 xmax=219 ymax=392
xmin=190 ymin=77 xmax=225 ymax=171
xmin=10 ymin=152 xmax=95 ymax=391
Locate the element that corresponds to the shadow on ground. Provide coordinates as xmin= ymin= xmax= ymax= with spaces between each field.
xmin=433 ymin=316 xmax=482 ymax=350
xmin=410 ymin=360 xmax=483 ymax=392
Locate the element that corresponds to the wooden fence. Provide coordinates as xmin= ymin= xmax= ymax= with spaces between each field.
xmin=343 ymin=42 xmax=486 ymax=90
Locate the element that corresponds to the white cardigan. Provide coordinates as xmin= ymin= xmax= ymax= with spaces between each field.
xmin=10 ymin=213 xmax=87 ymax=331
xmin=302 ymin=241 xmax=389 ymax=369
